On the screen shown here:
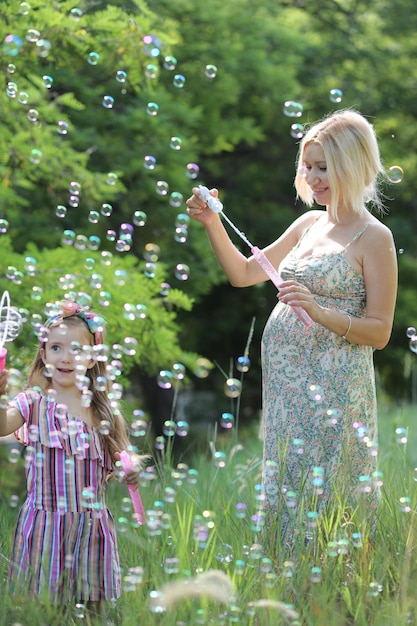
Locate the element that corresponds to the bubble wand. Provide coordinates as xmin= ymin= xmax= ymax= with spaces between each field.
xmin=0 ymin=291 xmax=23 ymax=370
xmin=119 ymin=450 xmax=146 ymax=525
xmin=198 ymin=186 xmax=314 ymax=328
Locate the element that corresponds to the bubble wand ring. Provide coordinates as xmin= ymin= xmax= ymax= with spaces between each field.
xmin=119 ymin=450 xmax=146 ymax=525
xmin=198 ymin=186 xmax=314 ymax=328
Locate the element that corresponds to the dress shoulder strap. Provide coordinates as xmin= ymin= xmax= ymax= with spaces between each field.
xmin=293 ymin=214 xmax=323 ymax=251
xmin=344 ymin=224 xmax=370 ymax=250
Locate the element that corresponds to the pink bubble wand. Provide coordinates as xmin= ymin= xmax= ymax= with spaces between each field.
xmin=119 ymin=450 xmax=146 ymax=525
xmin=198 ymin=186 xmax=314 ymax=328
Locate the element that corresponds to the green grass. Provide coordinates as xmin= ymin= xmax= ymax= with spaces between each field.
xmin=1 ymin=400 xmax=417 ymax=625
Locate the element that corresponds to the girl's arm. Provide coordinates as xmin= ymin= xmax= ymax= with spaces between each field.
xmin=0 ymin=370 xmax=24 ymax=436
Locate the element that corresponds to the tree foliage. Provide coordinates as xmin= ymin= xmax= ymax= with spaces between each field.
xmin=0 ymin=0 xmax=416 ymax=412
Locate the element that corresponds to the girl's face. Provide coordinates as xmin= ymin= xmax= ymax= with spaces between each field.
xmin=302 ymin=142 xmax=331 ymax=207
xmin=40 ymin=322 xmax=94 ymax=391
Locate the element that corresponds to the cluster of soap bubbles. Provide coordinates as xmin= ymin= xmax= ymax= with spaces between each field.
xmin=1 ymin=14 xmax=221 ymax=292
xmin=282 ymin=90 xmax=405 ymax=185
xmin=283 ymin=88 xmax=344 ymax=140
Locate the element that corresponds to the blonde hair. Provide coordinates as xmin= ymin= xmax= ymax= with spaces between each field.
xmin=28 ymin=314 xmax=131 ymax=461
xmin=295 ymin=110 xmax=385 ymax=221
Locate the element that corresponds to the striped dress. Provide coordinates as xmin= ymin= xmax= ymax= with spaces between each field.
xmin=8 ymin=388 xmax=121 ymax=603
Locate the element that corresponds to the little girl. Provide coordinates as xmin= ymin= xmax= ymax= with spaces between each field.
xmin=0 ymin=301 xmax=139 ymax=619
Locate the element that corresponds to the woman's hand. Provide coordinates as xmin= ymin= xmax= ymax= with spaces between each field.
xmin=186 ymin=187 xmax=220 ymax=226
xmin=278 ymin=280 xmax=322 ymax=321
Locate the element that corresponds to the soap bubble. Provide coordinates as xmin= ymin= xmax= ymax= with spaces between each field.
xmin=8 ymin=448 xmax=21 ymax=464
xmin=145 ymin=63 xmax=158 ymax=79
xmin=102 ymin=95 xmax=114 ymax=109
xmin=144 ymin=243 xmax=160 ymax=262
xmin=220 ymin=412 xmax=234 ymax=429
xmin=6 ymin=82 xmax=18 ymax=98
xmin=18 ymin=91 xmax=29 ymax=104
xmin=36 ymin=39 xmax=52 ymax=58
xmin=3 ymin=34 xmax=24 ymax=56
xmin=310 ymin=566 xmax=322 ymax=583
xmin=170 ymin=136 xmax=182 ymax=150
xmin=308 ymin=384 xmax=323 ymax=402
xmin=174 ymin=226 xmax=188 ymax=244
xmin=224 ymin=378 xmax=242 ymax=398
xmin=173 ymin=74 xmax=186 ymax=88
xmin=193 ymin=357 xmax=211 ymax=378
xmin=175 ymin=264 xmax=190 ymax=280
xmin=115 ymin=70 xmax=127 ymax=83
xmin=57 ymin=120 xmax=69 ymax=135
xmin=69 ymin=7 xmax=83 ymax=19
xmin=368 ymin=582 xmax=383 ymax=597
xmin=387 ymin=165 xmax=404 ymax=184
xmin=26 ymin=29 xmax=40 ymax=43
xmin=236 ymin=355 xmax=250 ymax=372
xmin=163 ymin=420 xmax=176 ymax=437
xmin=106 ymin=172 xmax=118 ymax=185
xmin=19 ymin=3 xmax=31 ymax=15
xmin=143 ymin=263 xmax=155 ymax=278
xmin=283 ymin=101 xmax=303 ymax=117
xmin=292 ymin=438 xmax=304 ymax=455
xmin=29 ymin=149 xmax=42 ymax=164
xmin=146 ymin=102 xmax=159 ymax=116
xmin=144 ymin=155 xmax=156 ymax=170
xmin=88 ymin=52 xmax=100 ymax=65
xmin=213 ymin=451 xmax=227 ymax=468
xmin=0 ymin=219 xmax=9 ymax=234
xmin=290 ymin=123 xmax=304 ymax=139
xmin=329 ymin=88 xmax=343 ymax=103
xmin=27 ymin=108 xmax=39 ymax=123
xmin=40 ymin=74 xmax=53 ymax=89
xmin=186 ymin=163 xmax=200 ymax=179
xmin=156 ymin=180 xmax=169 ymax=196
xmin=399 ymin=496 xmax=411 ymax=513
xmin=176 ymin=420 xmax=189 ymax=437
xmin=205 ymin=64 xmax=217 ymax=79
xmin=157 ymin=370 xmax=173 ymax=390
xmin=172 ymin=363 xmax=186 ymax=380
xmin=133 ymin=211 xmax=147 ymax=226
xmin=163 ymin=56 xmax=177 ymax=70
xmin=395 ymin=426 xmax=408 ymax=444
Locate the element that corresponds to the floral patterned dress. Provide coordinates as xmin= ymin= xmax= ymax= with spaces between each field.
xmin=261 ymin=220 xmax=379 ymax=548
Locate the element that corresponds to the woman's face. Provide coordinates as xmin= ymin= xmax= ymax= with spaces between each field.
xmin=302 ymin=142 xmax=331 ymax=207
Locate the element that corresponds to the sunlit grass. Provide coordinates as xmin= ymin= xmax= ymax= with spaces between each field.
xmin=1 ymin=401 xmax=417 ymax=625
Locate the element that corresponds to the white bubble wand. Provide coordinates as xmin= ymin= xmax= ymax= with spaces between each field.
xmin=198 ymin=186 xmax=314 ymax=328
xmin=0 ymin=291 xmax=23 ymax=370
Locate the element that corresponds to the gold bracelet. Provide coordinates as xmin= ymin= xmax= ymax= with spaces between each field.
xmin=342 ymin=314 xmax=352 ymax=340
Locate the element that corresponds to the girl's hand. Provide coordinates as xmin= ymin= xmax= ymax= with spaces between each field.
xmin=278 ymin=280 xmax=322 ymax=320
xmin=186 ymin=187 xmax=220 ymax=226
xmin=114 ymin=451 xmax=140 ymax=485
xmin=0 ymin=369 xmax=9 ymax=396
